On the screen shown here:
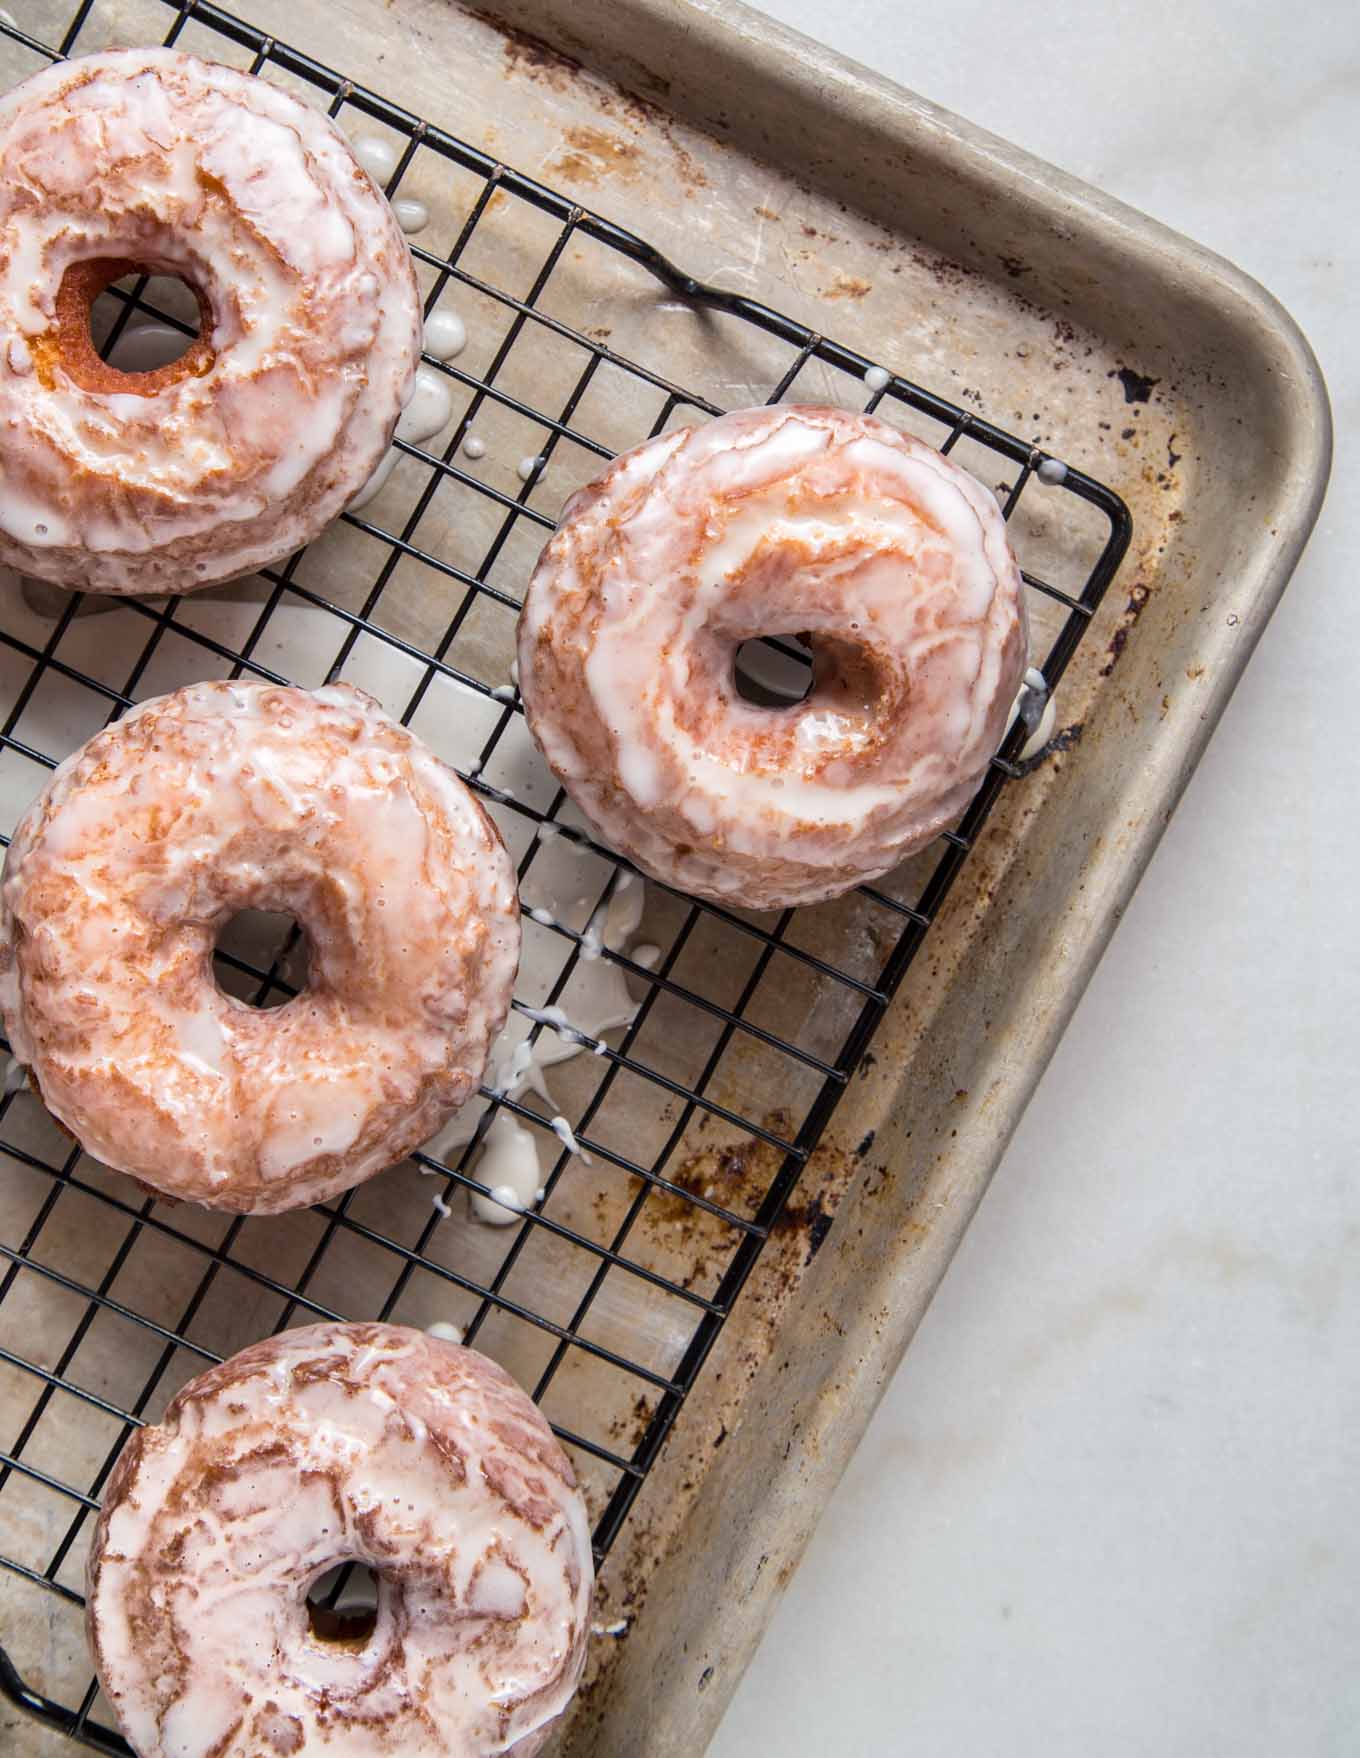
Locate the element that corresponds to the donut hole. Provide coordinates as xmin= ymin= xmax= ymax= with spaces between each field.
xmin=213 ymin=910 xmax=309 ymax=1010
xmin=101 ymin=286 xmax=198 ymax=374
xmin=733 ymin=636 xmax=815 ymax=707
xmin=306 ymin=1562 xmax=382 ymax=1649
xmin=734 ymin=633 xmax=889 ymax=720
xmin=41 ymin=258 xmax=214 ymax=396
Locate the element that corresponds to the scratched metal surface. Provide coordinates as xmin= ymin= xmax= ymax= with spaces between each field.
xmin=0 ymin=1 xmax=1328 ymax=1754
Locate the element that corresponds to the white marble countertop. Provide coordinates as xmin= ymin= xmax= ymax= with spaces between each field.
xmin=713 ymin=2 xmax=1356 ymax=1753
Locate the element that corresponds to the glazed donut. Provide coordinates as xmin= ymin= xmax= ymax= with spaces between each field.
xmin=87 ymin=1322 xmax=595 ymax=1758
xmin=0 ymin=47 xmax=421 ymax=595
xmin=0 ymin=682 xmax=519 ymax=1214
xmin=518 ymin=404 xmax=1028 ymax=909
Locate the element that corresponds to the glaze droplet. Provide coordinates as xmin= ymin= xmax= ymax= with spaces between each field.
xmin=471 ymin=1114 xmax=542 ymax=1225
xmin=399 ymin=367 xmax=454 ymax=446
xmin=393 ymin=198 xmax=429 ymax=235
xmin=463 ymin=434 xmax=486 ymax=459
xmin=423 ymin=309 xmax=467 ymax=361
xmin=1036 ymin=456 xmax=1069 ymax=486
xmin=550 ymin=1115 xmax=591 ymax=1161
xmin=1021 ymin=693 xmax=1057 ymax=759
xmin=1010 ymin=669 xmax=1056 ymax=761
xmin=352 ymin=135 xmax=400 ymax=183
xmin=346 ymin=367 xmax=453 ymax=511
xmin=863 ymin=365 xmax=890 ymax=393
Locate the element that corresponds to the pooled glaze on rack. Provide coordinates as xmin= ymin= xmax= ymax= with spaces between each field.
xmin=0 ymin=681 xmax=520 ymax=1213
xmin=424 ymin=865 xmax=644 ymax=1221
xmin=470 ymin=1113 xmax=543 ymax=1224
xmin=0 ymin=48 xmax=421 ymax=594
xmin=87 ymin=1323 xmax=594 ymax=1758
xmin=518 ymin=404 xmax=1028 ymax=908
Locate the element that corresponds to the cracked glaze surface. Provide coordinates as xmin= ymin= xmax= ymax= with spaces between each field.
xmin=0 ymin=682 xmax=520 ymax=1214
xmin=518 ymin=404 xmax=1027 ymax=908
xmin=0 ymin=47 xmax=421 ymax=594
xmin=87 ymin=1323 xmax=594 ymax=1758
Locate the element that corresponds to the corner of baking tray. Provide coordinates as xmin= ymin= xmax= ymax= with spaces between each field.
xmin=486 ymin=0 xmax=1331 ymax=566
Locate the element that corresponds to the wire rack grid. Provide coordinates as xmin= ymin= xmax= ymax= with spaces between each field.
xmin=0 ymin=1 xmax=1131 ymax=1750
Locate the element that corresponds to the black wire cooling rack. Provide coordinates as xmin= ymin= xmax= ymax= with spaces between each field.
xmin=0 ymin=1 xmax=1131 ymax=1749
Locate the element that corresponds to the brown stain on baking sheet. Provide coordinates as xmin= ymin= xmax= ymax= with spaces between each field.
xmin=547 ymin=125 xmax=643 ymax=188
xmin=494 ymin=17 xmax=582 ymax=90
xmin=641 ymin=1112 xmax=855 ymax=1294
xmin=822 ymin=274 xmax=872 ymax=301
xmin=493 ymin=12 xmax=711 ymax=193
xmin=569 ymin=1113 xmax=863 ymax=1667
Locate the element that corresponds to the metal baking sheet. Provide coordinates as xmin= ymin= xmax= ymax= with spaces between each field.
xmin=0 ymin=1 xmax=1329 ymax=1754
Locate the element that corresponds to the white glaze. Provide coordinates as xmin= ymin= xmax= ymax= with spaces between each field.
xmin=863 ymin=365 xmax=891 ymax=393
xmin=549 ymin=1115 xmax=590 ymax=1161
xmin=579 ymin=896 xmax=609 ymax=960
xmin=346 ymin=450 xmax=400 ymax=514
xmin=470 ymin=1114 xmax=542 ymax=1225
xmin=1036 ymin=456 xmax=1069 ymax=485
xmin=1021 ymin=693 xmax=1057 ymax=758
xmin=426 ymin=1320 xmax=465 ymax=1344
xmin=86 ymin=1323 xmax=593 ymax=1758
xmin=519 ymin=1004 xmax=582 ymax=1038
xmin=518 ymin=456 xmax=543 ymax=482
xmin=423 ymin=308 xmax=467 ymax=361
xmin=0 ymin=51 xmax=421 ymax=594
xmin=405 ymin=694 xmax=648 ymax=1205
xmin=1009 ymin=669 xmax=1056 ymax=760
xmin=392 ymin=198 xmax=430 ymax=235
xmin=402 ymin=366 xmax=455 ymax=443
xmin=423 ymin=875 xmax=642 ymax=1201
xmin=351 ymin=134 xmax=401 ymax=184
xmin=349 ymin=366 xmax=454 ymax=511
xmin=518 ymin=405 xmax=1028 ymax=908
xmin=464 ymin=434 xmax=487 ymax=459
xmin=0 ymin=682 xmax=520 ymax=1214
